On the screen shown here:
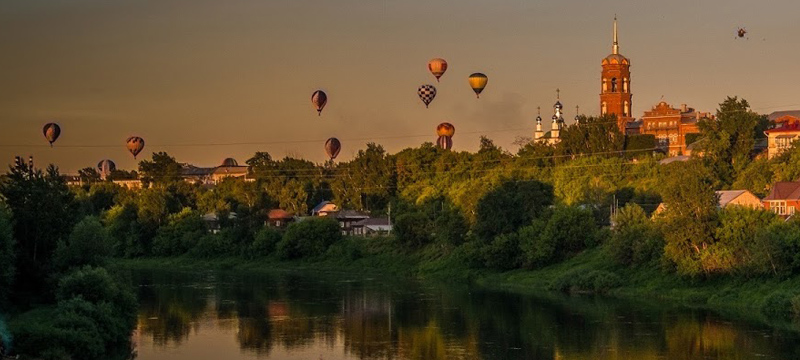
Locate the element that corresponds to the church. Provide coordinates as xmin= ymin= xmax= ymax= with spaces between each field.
xmin=534 ymin=17 xmax=708 ymax=156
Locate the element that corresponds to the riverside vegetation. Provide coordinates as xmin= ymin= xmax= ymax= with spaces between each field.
xmin=3 ymin=96 xmax=800 ymax=358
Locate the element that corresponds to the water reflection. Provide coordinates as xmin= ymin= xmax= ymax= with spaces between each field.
xmin=131 ymin=269 xmax=800 ymax=360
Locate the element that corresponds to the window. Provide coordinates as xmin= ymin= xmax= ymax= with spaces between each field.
xmin=624 ymin=101 xmax=629 ymax=116
xmin=776 ymin=136 xmax=797 ymax=149
xmin=770 ymin=201 xmax=787 ymax=215
xmin=602 ymin=79 xmax=608 ymax=92
xmin=601 ymin=102 xmax=607 ymax=115
xmin=611 ymin=78 xmax=618 ymax=92
xmin=623 ymin=78 xmax=628 ymax=92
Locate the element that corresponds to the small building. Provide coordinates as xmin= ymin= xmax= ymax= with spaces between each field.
xmin=763 ymin=181 xmax=800 ymax=217
xmin=202 ymin=211 xmax=237 ymax=233
xmin=112 ymin=179 xmax=143 ymax=190
xmin=352 ymin=218 xmax=392 ymax=236
xmin=266 ymin=209 xmax=294 ymax=228
xmin=312 ymin=201 xmax=339 ymax=216
xmin=654 ymin=190 xmax=763 ymax=215
xmin=211 ymin=165 xmax=250 ymax=184
xmin=332 ymin=210 xmax=370 ymax=235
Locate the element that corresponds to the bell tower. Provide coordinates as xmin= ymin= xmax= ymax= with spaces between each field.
xmin=600 ymin=16 xmax=633 ymax=134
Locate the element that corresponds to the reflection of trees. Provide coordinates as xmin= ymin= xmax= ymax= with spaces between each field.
xmin=134 ymin=269 xmax=800 ymax=360
xmin=135 ymin=270 xmax=211 ymax=346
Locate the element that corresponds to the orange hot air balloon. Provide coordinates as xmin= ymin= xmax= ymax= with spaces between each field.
xmin=43 ymin=123 xmax=61 ymax=147
xmin=126 ymin=136 xmax=145 ymax=159
xmin=436 ymin=122 xmax=455 ymax=137
xmin=468 ymin=73 xmax=488 ymax=98
xmin=428 ymin=58 xmax=448 ymax=82
xmin=436 ymin=136 xmax=452 ymax=150
xmin=312 ymin=90 xmax=328 ymax=116
xmin=325 ymin=137 xmax=341 ymax=160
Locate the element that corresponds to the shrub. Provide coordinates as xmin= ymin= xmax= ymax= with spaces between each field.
xmin=524 ymin=206 xmax=598 ymax=267
xmin=434 ymin=210 xmax=468 ymax=246
xmin=152 ymin=208 xmax=206 ymax=256
xmin=518 ymin=220 xmax=550 ymax=268
xmin=249 ymin=227 xmax=283 ymax=258
xmin=761 ymin=291 xmax=797 ymax=319
xmin=550 ymin=270 xmax=621 ymax=294
xmin=277 ymin=217 xmax=342 ymax=259
xmin=482 ymin=233 xmax=522 ymax=271
xmin=473 ymin=180 xmax=554 ymax=241
xmin=393 ymin=212 xmax=432 ymax=248
xmin=190 ymin=233 xmax=235 ymax=259
xmin=53 ymin=216 xmax=112 ymax=272
xmin=325 ymin=236 xmax=364 ymax=262
xmin=608 ymin=204 xmax=664 ymax=267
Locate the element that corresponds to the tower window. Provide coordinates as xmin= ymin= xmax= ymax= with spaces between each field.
xmin=611 ymin=78 xmax=618 ymax=92
xmin=602 ymin=102 xmax=607 ymax=115
xmin=602 ymin=79 xmax=608 ymax=92
xmin=623 ymin=78 xmax=628 ymax=92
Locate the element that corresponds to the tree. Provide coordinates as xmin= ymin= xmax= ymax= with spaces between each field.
xmin=0 ymin=161 xmax=77 ymax=298
xmin=557 ymin=114 xmax=624 ymax=157
xmin=704 ymin=206 xmax=778 ymax=275
xmin=138 ymin=152 xmax=182 ymax=186
xmin=394 ymin=212 xmax=432 ymax=248
xmin=277 ymin=217 xmax=341 ymax=259
xmin=0 ymin=207 xmax=15 ymax=303
xmin=474 ymin=179 xmax=554 ymax=241
xmin=78 ymin=167 xmax=101 ymax=184
xmin=657 ymin=160 xmax=719 ymax=277
xmin=53 ymin=216 xmax=112 ymax=272
xmin=697 ymin=97 xmax=767 ymax=185
xmin=521 ymin=206 xmax=598 ymax=267
xmin=607 ymin=204 xmax=663 ymax=266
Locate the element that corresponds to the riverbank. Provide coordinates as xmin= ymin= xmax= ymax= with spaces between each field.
xmin=113 ymin=242 xmax=800 ymax=332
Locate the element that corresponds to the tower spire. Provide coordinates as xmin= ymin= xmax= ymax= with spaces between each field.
xmin=612 ymin=15 xmax=619 ymax=55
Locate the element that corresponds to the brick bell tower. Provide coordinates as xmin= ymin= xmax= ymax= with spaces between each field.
xmin=600 ymin=16 xmax=633 ymax=134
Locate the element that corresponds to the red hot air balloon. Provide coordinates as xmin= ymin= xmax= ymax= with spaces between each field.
xmin=325 ymin=137 xmax=341 ymax=160
xmin=437 ymin=136 xmax=452 ymax=150
xmin=436 ymin=122 xmax=455 ymax=137
xmin=312 ymin=90 xmax=328 ymax=116
xmin=428 ymin=58 xmax=448 ymax=82
xmin=43 ymin=123 xmax=61 ymax=147
xmin=126 ymin=136 xmax=145 ymax=159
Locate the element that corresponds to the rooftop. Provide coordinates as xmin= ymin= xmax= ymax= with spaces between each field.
xmin=764 ymin=181 xmax=800 ymax=201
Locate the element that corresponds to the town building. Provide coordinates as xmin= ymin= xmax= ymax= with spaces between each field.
xmin=352 ymin=218 xmax=392 ymax=236
xmin=638 ymin=102 xmax=710 ymax=156
xmin=312 ymin=201 xmax=339 ymax=216
xmin=655 ymin=189 xmax=763 ymax=215
xmin=600 ymin=17 xmax=633 ymax=134
xmin=266 ymin=209 xmax=295 ymax=228
xmin=764 ymin=111 xmax=800 ymax=159
xmin=763 ymin=181 xmax=800 ymax=217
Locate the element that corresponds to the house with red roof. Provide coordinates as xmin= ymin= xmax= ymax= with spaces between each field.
xmin=765 ymin=112 xmax=800 ymax=159
xmin=763 ymin=181 xmax=800 ymax=217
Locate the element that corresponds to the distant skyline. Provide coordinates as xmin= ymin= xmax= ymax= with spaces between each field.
xmin=2 ymin=0 xmax=799 ymax=172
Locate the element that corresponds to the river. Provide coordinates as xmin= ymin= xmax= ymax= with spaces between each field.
xmin=130 ymin=268 xmax=800 ymax=360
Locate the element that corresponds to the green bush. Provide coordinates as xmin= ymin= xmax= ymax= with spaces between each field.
xmin=482 ymin=233 xmax=522 ymax=270
xmin=550 ymin=270 xmax=621 ymax=294
xmin=624 ymin=134 xmax=656 ymax=154
xmin=761 ymin=291 xmax=797 ymax=319
xmin=53 ymin=216 xmax=112 ymax=273
xmin=190 ymin=233 xmax=235 ymax=259
xmin=249 ymin=227 xmax=283 ymax=258
xmin=608 ymin=204 xmax=664 ymax=266
xmin=277 ymin=217 xmax=342 ymax=259
xmin=523 ymin=206 xmax=598 ymax=267
xmin=393 ymin=212 xmax=432 ymax=248
xmin=473 ymin=180 xmax=554 ymax=242
xmin=152 ymin=208 xmax=206 ymax=256
xmin=434 ymin=210 xmax=468 ymax=246
xmin=325 ymin=236 xmax=364 ymax=262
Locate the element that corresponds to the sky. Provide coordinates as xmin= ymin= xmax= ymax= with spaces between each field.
xmin=1 ymin=0 xmax=799 ymax=173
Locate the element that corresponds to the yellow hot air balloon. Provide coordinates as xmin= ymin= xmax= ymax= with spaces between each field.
xmin=428 ymin=58 xmax=448 ymax=82
xmin=468 ymin=73 xmax=488 ymax=98
xmin=436 ymin=122 xmax=455 ymax=137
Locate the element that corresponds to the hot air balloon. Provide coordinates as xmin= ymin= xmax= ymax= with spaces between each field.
xmin=126 ymin=136 xmax=145 ymax=159
xmin=417 ymin=85 xmax=437 ymax=108
xmin=436 ymin=122 xmax=455 ymax=137
xmin=97 ymin=159 xmax=116 ymax=179
xmin=437 ymin=136 xmax=452 ymax=150
xmin=737 ymin=27 xmax=747 ymax=39
xmin=43 ymin=123 xmax=61 ymax=147
xmin=428 ymin=58 xmax=448 ymax=82
xmin=325 ymin=137 xmax=341 ymax=160
xmin=312 ymin=90 xmax=328 ymax=116
xmin=468 ymin=73 xmax=488 ymax=98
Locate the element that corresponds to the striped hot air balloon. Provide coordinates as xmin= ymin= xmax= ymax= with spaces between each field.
xmin=436 ymin=135 xmax=452 ymax=150
xmin=312 ymin=90 xmax=328 ymax=116
xmin=126 ymin=136 xmax=145 ymax=159
xmin=417 ymin=85 xmax=437 ymax=108
xmin=428 ymin=58 xmax=448 ymax=82
xmin=436 ymin=122 xmax=455 ymax=137
xmin=97 ymin=159 xmax=116 ymax=179
xmin=325 ymin=137 xmax=341 ymax=160
xmin=43 ymin=123 xmax=61 ymax=147
xmin=468 ymin=73 xmax=488 ymax=98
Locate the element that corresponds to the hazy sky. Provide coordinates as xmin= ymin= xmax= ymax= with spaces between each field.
xmin=2 ymin=0 xmax=799 ymax=172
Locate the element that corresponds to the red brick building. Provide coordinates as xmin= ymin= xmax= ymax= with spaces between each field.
xmin=639 ymin=102 xmax=711 ymax=156
xmin=763 ymin=181 xmax=800 ymax=217
xmin=600 ymin=17 xmax=633 ymax=134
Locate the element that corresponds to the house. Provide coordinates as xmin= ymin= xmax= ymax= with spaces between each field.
xmin=332 ymin=210 xmax=370 ymax=235
xmin=764 ymin=122 xmax=800 ymax=159
xmin=312 ymin=201 xmax=339 ymax=216
xmin=654 ymin=190 xmax=762 ymax=215
xmin=202 ymin=211 xmax=237 ymax=233
xmin=112 ymin=179 xmax=143 ymax=190
xmin=716 ymin=190 xmax=763 ymax=209
xmin=763 ymin=181 xmax=800 ymax=217
xmin=266 ymin=209 xmax=294 ymax=228
xmin=352 ymin=218 xmax=392 ymax=236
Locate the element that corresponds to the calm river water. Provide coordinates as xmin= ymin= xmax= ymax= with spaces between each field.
xmin=130 ymin=269 xmax=800 ymax=360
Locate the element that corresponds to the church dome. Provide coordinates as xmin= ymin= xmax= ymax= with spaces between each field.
xmin=221 ymin=158 xmax=239 ymax=167
xmin=602 ymin=53 xmax=629 ymax=65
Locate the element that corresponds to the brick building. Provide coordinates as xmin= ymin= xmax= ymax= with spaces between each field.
xmin=639 ymin=102 xmax=711 ymax=156
xmin=600 ymin=17 xmax=633 ymax=134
